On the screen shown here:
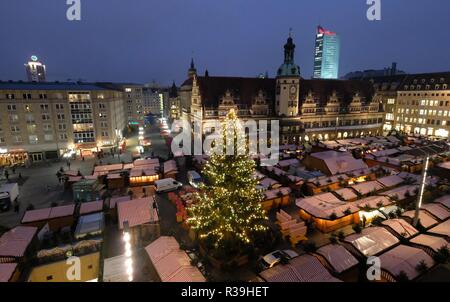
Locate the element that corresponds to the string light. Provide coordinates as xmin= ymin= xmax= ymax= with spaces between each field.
xmin=123 ymin=221 xmax=133 ymax=282
xmin=187 ymin=109 xmax=268 ymax=250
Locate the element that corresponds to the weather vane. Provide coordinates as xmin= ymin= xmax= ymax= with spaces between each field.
xmin=289 ymin=27 xmax=293 ymax=37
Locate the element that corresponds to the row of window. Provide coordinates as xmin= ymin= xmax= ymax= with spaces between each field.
xmin=0 ymin=133 xmax=69 ymax=144
xmin=6 ymin=103 xmax=65 ymax=111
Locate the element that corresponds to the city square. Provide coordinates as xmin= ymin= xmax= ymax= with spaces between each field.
xmin=0 ymin=0 xmax=449 ymax=292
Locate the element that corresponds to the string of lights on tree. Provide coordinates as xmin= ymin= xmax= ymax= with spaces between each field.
xmin=187 ymin=109 xmax=268 ymax=251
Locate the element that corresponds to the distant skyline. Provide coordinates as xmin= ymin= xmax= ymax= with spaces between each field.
xmin=1 ymin=0 xmax=450 ymax=85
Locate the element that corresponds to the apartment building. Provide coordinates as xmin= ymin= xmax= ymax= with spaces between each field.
xmin=391 ymin=72 xmax=450 ymax=138
xmin=0 ymin=81 xmax=126 ymax=166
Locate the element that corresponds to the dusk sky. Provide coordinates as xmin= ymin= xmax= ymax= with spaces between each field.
xmin=1 ymin=0 xmax=450 ymax=85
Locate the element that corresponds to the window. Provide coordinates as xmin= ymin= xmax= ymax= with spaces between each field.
xmin=44 ymin=134 xmax=53 ymax=141
xmin=101 ymin=131 xmax=109 ymax=137
xmin=13 ymin=135 xmax=22 ymax=143
xmin=58 ymin=124 xmax=67 ymax=131
xmin=6 ymin=93 xmax=15 ymax=99
xmin=100 ymin=121 xmax=108 ymax=128
xmin=0 ymin=137 xmax=5 ymax=143
xmin=29 ymin=135 xmax=38 ymax=144
xmin=10 ymin=125 xmax=20 ymax=132
xmin=40 ymin=104 xmax=49 ymax=111
xmin=43 ymin=124 xmax=52 ymax=131
xmin=7 ymin=104 xmax=16 ymax=111
xmin=98 ymin=103 xmax=106 ymax=109
xmin=59 ymin=133 xmax=68 ymax=140
xmin=9 ymin=114 xmax=19 ymax=122
xmin=385 ymin=113 xmax=394 ymax=121
xmin=42 ymin=113 xmax=50 ymax=120
xmin=387 ymin=99 xmax=395 ymax=104
xmin=23 ymin=93 xmax=32 ymax=99
xmin=57 ymin=113 xmax=65 ymax=120
xmin=55 ymin=104 xmax=64 ymax=110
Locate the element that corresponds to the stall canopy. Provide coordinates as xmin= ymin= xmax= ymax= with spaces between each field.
xmin=75 ymin=213 xmax=105 ymax=240
xmin=144 ymin=236 xmax=205 ymax=282
xmin=344 ymin=227 xmax=399 ymax=257
xmin=259 ymin=254 xmax=341 ymax=282
xmin=379 ymin=245 xmax=434 ymax=280
xmin=316 ymin=244 xmax=359 ymax=274
xmin=0 ymin=226 xmax=37 ymax=258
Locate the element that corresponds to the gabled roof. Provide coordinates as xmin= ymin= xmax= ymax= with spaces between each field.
xmin=0 ymin=226 xmax=37 ymax=258
xmin=345 ymin=227 xmax=399 ymax=257
xmin=316 ymin=244 xmax=359 ymax=274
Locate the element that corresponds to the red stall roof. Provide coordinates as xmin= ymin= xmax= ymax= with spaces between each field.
xmin=0 ymin=226 xmax=37 ymax=258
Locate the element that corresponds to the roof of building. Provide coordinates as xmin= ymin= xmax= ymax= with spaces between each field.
xmin=410 ymin=234 xmax=450 ymax=252
xmin=376 ymin=175 xmax=405 ymax=188
xmin=117 ymin=197 xmax=158 ymax=229
xmin=379 ymin=245 xmax=434 ymax=281
xmin=402 ymin=210 xmax=439 ymax=229
xmin=144 ymin=236 xmax=205 ymax=282
xmin=381 ymin=185 xmax=419 ymax=201
xmin=0 ymin=226 xmax=37 ymax=258
xmin=421 ymin=203 xmax=450 ymax=221
xmin=0 ymin=263 xmax=17 ymax=282
xmin=428 ymin=220 xmax=450 ymax=238
xmin=345 ymin=227 xmax=399 ymax=257
xmin=21 ymin=204 xmax=75 ymax=223
xmin=350 ymin=180 xmax=384 ymax=195
xmin=0 ymin=81 xmax=110 ymax=91
xmin=259 ymin=254 xmax=341 ymax=282
xmin=109 ymin=195 xmax=131 ymax=209
xmin=334 ymin=188 xmax=358 ymax=201
xmin=296 ymin=193 xmax=359 ymax=219
xmin=310 ymin=151 xmax=368 ymax=175
xmin=75 ymin=212 xmax=104 ymax=239
xmin=79 ymin=201 xmax=104 ymax=215
xmin=434 ymin=195 xmax=450 ymax=210
xmin=316 ymin=244 xmax=359 ymax=274
xmin=103 ymin=254 xmax=130 ymax=282
xmin=381 ymin=219 xmax=418 ymax=238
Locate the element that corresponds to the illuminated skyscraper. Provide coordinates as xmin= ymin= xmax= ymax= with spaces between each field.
xmin=313 ymin=26 xmax=340 ymax=79
xmin=25 ymin=55 xmax=46 ymax=82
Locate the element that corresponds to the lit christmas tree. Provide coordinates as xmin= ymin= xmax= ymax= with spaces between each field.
xmin=187 ymin=109 xmax=268 ymax=258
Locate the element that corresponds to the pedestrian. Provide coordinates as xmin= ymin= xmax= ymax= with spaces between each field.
xmin=67 ymin=161 xmax=71 ymax=169
xmin=14 ymin=202 xmax=19 ymax=213
xmin=12 ymin=166 xmax=16 ymax=174
xmin=4 ymin=170 xmax=9 ymax=180
xmin=82 ymin=156 xmax=85 ymax=161
xmin=46 ymin=185 xmax=50 ymax=192
xmin=18 ymin=173 xmax=23 ymax=180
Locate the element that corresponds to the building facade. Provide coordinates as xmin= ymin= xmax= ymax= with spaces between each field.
xmin=313 ymin=26 xmax=340 ymax=80
xmin=392 ymin=73 xmax=450 ymax=138
xmin=24 ymin=56 xmax=46 ymax=82
xmin=183 ymin=34 xmax=383 ymax=145
xmin=0 ymin=82 xmax=126 ymax=166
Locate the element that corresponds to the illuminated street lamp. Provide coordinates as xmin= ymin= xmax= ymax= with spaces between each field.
xmin=123 ymin=221 xmax=133 ymax=282
xmin=413 ymin=155 xmax=430 ymax=227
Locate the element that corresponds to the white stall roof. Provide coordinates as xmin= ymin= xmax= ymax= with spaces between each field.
xmin=259 ymin=254 xmax=341 ymax=282
xmin=335 ymin=188 xmax=358 ymax=201
xmin=381 ymin=185 xmax=419 ymax=201
xmin=376 ymin=175 xmax=404 ymax=188
xmin=382 ymin=219 xmax=418 ymax=238
xmin=428 ymin=220 xmax=450 ymax=238
xmin=402 ymin=210 xmax=438 ymax=229
xmin=296 ymin=193 xmax=359 ymax=219
xmin=103 ymin=254 xmax=130 ymax=282
xmin=316 ymin=244 xmax=359 ymax=274
xmin=379 ymin=245 xmax=434 ymax=281
xmin=351 ymin=181 xmax=384 ymax=195
xmin=421 ymin=203 xmax=450 ymax=221
xmin=434 ymin=195 xmax=450 ymax=209
xmin=410 ymin=234 xmax=450 ymax=252
xmin=345 ymin=227 xmax=399 ymax=257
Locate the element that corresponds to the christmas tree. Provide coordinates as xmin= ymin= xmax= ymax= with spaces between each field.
xmin=187 ymin=109 xmax=268 ymax=258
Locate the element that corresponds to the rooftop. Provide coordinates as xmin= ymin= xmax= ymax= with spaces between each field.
xmin=0 ymin=226 xmax=37 ymax=258
xmin=345 ymin=227 xmax=399 ymax=257
xmin=117 ymin=197 xmax=158 ymax=229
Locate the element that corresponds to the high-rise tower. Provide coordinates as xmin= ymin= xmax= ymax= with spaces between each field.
xmin=313 ymin=26 xmax=340 ymax=79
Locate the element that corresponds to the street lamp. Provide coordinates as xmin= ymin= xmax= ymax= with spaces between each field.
xmin=413 ymin=150 xmax=430 ymax=227
xmin=122 ymin=221 xmax=133 ymax=282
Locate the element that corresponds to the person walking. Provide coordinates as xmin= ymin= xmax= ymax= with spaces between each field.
xmin=12 ymin=166 xmax=16 ymax=174
xmin=4 ymin=169 xmax=9 ymax=180
xmin=67 ymin=160 xmax=71 ymax=169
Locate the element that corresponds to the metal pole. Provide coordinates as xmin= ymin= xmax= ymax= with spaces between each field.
xmin=413 ymin=155 xmax=429 ymax=227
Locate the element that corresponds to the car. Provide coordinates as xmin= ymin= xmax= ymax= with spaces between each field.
xmin=258 ymin=249 xmax=299 ymax=270
xmin=187 ymin=170 xmax=203 ymax=188
xmin=155 ymin=178 xmax=183 ymax=193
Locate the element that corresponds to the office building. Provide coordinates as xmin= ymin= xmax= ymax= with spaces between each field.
xmin=313 ymin=26 xmax=340 ymax=80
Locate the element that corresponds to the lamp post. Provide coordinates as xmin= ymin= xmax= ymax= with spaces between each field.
xmin=123 ymin=221 xmax=133 ymax=282
xmin=413 ymin=151 xmax=430 ymax=227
